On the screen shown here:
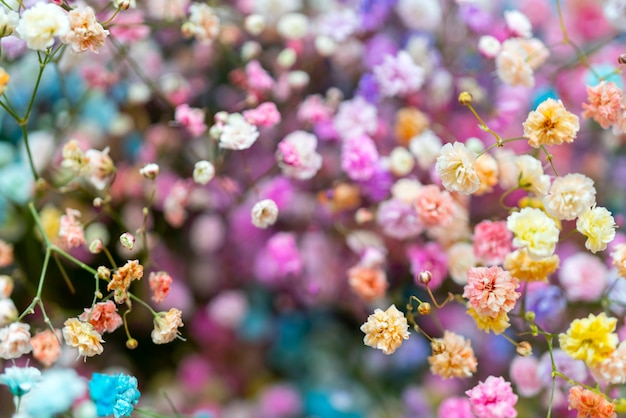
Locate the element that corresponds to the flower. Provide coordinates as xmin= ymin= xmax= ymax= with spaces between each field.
xmin=0 ymin=275 xmax=13 ymax=298
xmin=0 ymin=322 xmax=32 ymax=359
xmin=463 ymin=266 xmax=520 ymax=318
xmin=151 ymin=308 xmax=184 ymax=344
xmin=466 ymin=376 xmax=518 ymax=418
xmin=58 ymin=208 xmax=85 ymax=249
xmin=0 ymin=239 xmax=13 ymax=267
xmin=414 ymin=185 xmax=454 ymax=227
xmin=85 ymin=147 xmax=115 ymax=190
xmin=0 ymin=298 xmax=17 ymax=326
xmin=0 ymin=366 xmax=41 ymax=397
xmin=559 ymin=312 xmax=618 ymax=365
xmin=21 ymin=368 xmax=87 ymax=418
xmin=175 ymin=104 xmax=207 ymax=137
xmin=108 ymin=260 xmax=144 ymax=296
xmin=576 ymin=206 xmax=617 ymax=253
xmin=0 ymin=8 xmax=18 ymax=37
xmin=218 ymin=113 xmax=260 ymax=150
xmin=79 ymin=301 xmax=123 ymax=334
xmin=360 ymin=304 xmax=410 ymax=355
xmin=193 ymin=160 xmax=215 ymax=185
xmin=276 ymin=130 xmax=323 ymax=180
xmin=446 ymin=242 xmax=476 ymax=285
xmin=496 ymin=38 xmax=534 ymax=87
xmin=149 ymin=271 xmax=173 ymax=303
xmin=334 ymin=96 xmax=378 ymax=140
xmin=507 ymin=207 xmax=559 ymax=260
xmin=62 ymin=318 xmax=104 ymax=359
xmin=543 ymin=173 xmax=596 ymax=220
xmin=89 ymin=373 xmax=141 ymax=418
xmin=504 ymin=249 xmax=559 ymax=282
xmin=594 ymin=341 xmax=626 ymax=385
xmin=16 ymin=2 xmax=70 ymax=51
xmin=509 ymin=155 xmax=551 ymax=196
xmin=558 ymin=252 xmax=608 ymax=302
xmin=251 ymin=199 xmax=279 ymax=228
xmin=185 ymin=3 xmax=220 ymax=42
xmin=438 ymin=397 xmax=473 ymax=418
xmin=373 ymin=51 xmax=424 ymax=97
xmin=0 ymin=67 xmax=7 ymax=96
xmin=522 ymin=98 xmax=580 ymax=148
xmin=395 ymin=107 xmax=429 ymax=145
xmin=509 ymin=356 xmax=542 ymax=397
xmin=428 ymin=331 xmax=477 ymax=379
xmin=139 ymin=163 xmax=159 ymax=179
xmin=504 ymin=10 xmax=532 ymax=38
xmin=612 ymin=243 xmax=626 ymax=278
xmin=30 ymin=329 xmax=62 ymax=367
xmin=347 ymin=265 xmax=388 ymax=302
xmin=435 ymin=142 xmax=480 ymax=194
xmin=467 ymin=307 xmax=511 ymax=334
xmin=243 ymin=102 xmax=281 ymax=127
xmin=473 ymin=220 xmax=513 ymax=266
xmin=474 ymin=153 xmax=499 ymax=195
xmin=376 ymin=198 xmax=423 ymax=240
xmin=341 ymin=135 xmax=379 ymax=181
xmin=568 ymin=386 xmax=616 ymax=418
xmin=582 ymin=81 xmax=623 ymax=129
xmin=62 ymin=6 xmax=109 ymax=53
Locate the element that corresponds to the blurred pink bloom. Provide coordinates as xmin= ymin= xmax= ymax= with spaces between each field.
xmin=175 ymin=104 xmax=207 ymax=137
xmin=108 ymin=10 xmax=150 ymax=43
xmin=58 ymin=208 xmax=85 ymax=249
xmin=149 ymin=271 xmax=173 ymax=303
xmin=582 ymin=81 xmax=623 ymax=129
xmin=438 ymin=397 xmax=473 ymax=418
xmin=243 ymin=102 xmax=281 ymax=127
xmin=509 ymin=356 xmax=542 ymax=397
xmin=276 ymin=130 xmax=323 ymax=180
xmin=373 ymin=51 xmax=424 ymax=97
xmin=0 ymin=240 xmax=13 ymax=268
xmin=341 ymin=135 xmax=379 ymax=181
xmin=414 ymin=185 xmax=454 ymax=227
xmin=80 ymin=301 xmax=123 ymax=334
xmin=463 ymin=266 xmax=520 ymax=318
xmin=473 ymin=220 xmax=513 ymax=266
xmin=246 ymin=60 xmax=275 ymax=92
xmin=0 ymin=322 xmax=32 ymax=359
xmin=558 ymin=252 xmax=608 ymax=302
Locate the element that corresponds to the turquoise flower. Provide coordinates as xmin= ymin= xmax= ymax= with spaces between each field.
xmin=0 ymin=366 xmax=41 ymax=397
xmin=89 ymin=372 xmax=140 ymax=418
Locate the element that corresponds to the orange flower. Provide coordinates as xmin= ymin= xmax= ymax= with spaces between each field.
xmin=149 ymin=271 xmax=173 ymax=303
xmin=568 ymin=386 xmax=616 ymax=418
xmin=30 ymin=329 xmax=62 ymax=367
xmin=428 ymin=331 xmax=478 ymax=379
xmin=108 ymin=260 xmax=144 ymax=299
xmin=347 ymin=265 xmax=388 ymax=302
xmin=0 ymin=239 xmax=13 ymax=268
xmin=394 ymin=107 xmax=429 ymax=145
xmin=523 ymin=98 xmax=580 ymax=148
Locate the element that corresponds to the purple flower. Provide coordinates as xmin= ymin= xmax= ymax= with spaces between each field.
xmin=376 ymin=199 xmax=423 ymax=240
xmin=406 ymin=242 xmax=447 ymax=289
xmin=360 ymin=0 xmax=396 ymax=31
xmin=356 ymin=73 xmax=380 ymax=104
xmin=458 ymin=4 xmax=493 ymax=34
xmin=357 ymin=163 xmax=393 ymax=202
xmin=525 ymin=283 xmax=566 ymax=333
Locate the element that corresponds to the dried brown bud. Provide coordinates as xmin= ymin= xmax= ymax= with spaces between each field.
xmin=417 ymin=270 xmax=432 ymax=285
xmin=431 ymin=340 xmax=446 ymax=355
xmin=458 ymin=91 xmax=473 ymax=106
xmin=516 ymin=341 xmax=532 ymax=357
xmin=418 ymin=302 xmax=432 ymax=315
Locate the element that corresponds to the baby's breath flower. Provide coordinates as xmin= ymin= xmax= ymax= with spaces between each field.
xmin=507 ymin=207 xmax=559 ymax=260
xmin=543 ymin=173 xmax=596 ymax=220
xmin=251 ymin=199 xmax=279 ymax=229
xmin=16 ymin=3 xmax=70 ymax=51
xmin=467 ymin=307 xmax=511 ymax=334
xmin=611 ymin=243 xmax=626 ymax=278
xmin=193 ymin=160 xmax=215 ymax=185
xmin=62 ymin=7 xmax=109 ymax=53
xmin=559 ymin=312 xmax=618 ymax=366
xmin=504 ymin=249 xmax=559 ymax=282
xmin=568 ymin=386 xmax=616 ymax=418
xmin=435 ymin=142 xmax=480 ymax=194
xmin=428 ymin=331 xmax=477 ymax=379
xmin=139 ymin=163 xmax=159 ymax=179
xmin=62 ymin=318 xmax=104 ymax=359
xmin=0 ymin=67 xmax=9 ymax=96
xmin=523 ymin=98 xmax=580 ymax=148
xmin=576 ymin=206 xmax=616 ymax=253
xmin=0 ymin=366 xmax=41 ymax=397
xmin=151 ymin=308 xmax=184 ymax=344
xmin=360 ymin=304 xmax=410 ymax=355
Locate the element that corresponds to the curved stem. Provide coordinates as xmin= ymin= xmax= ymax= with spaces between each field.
xmin=128 ymin=292 xmax=158 ymax=316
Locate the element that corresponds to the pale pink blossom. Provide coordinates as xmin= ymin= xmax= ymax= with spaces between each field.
xmin=496 ymin=39 xmax=534 ymax=87
xmin=58 ymin=208 xmax=85 ymax=249
xmin=62 ymin=6 xmax=109 ymax=53
xmin=504 ymin=10 xmax=532 ymax=38
xmin=348 ymin=265 xmax=388 ymax=302
xmin=0 ymin=322 xmax=32 ymax=359
xmin=206 ymin=290 xmax=248 ymax=329
xmin=509 ymin=356 xmax=542 ymax=397
xmin=414 ymin=185 xmax=453 ymax=227
xmin=559 ymin=252 xmax=608 ymax=302
xmin=84 ymin=147 xmax=115 ymax=190
xmin=79 ymin=301 xmax=123 ymax=334
xmin=164 ymin=181 xmax=191 ymax=228
xmin=218 ymin=113 xmax=260 ymax=150
xmin=473 ymin=220 xmax=513 ymax=266
xmin=594 ymin=341 xmax=626 ymax=384
xmin=341 ymin=135 xmax=379 ymax=181
xmin=297 ymin=95 xmax=333 ymax=124
xmin=186 ymin=3 xmax=220 ymax=42
xmin=466 ymin=376 xmax=518 ymax=418
xmin=435 ymin=142 xmax=480 ymax=194
xmin=30 ymin=329 xmax=62 ymax=367
xmin=582 ymin=81 xmax=623 ymax=129
xmin=463 ymin=266 xmax=520 ymax=318
xmin=0 ymin=275 xmax=13 ymax=298
xmin=276 ymin=130 xmax=323 ymax=180
xmin=333 ymin=97 xmax=378 ymax=140
xmin=149 ymin=271 xmax=173 ymax=303
xmin=175 ymin=104 xmax=207 ymax=137
xmin=245 ymin=60 xmax=275 ymax=92
xmin=373 ymin=51 xmax=424 ymax=97
xmin=243 ymin=102 xmax=281 ymax=127
xmin=151 ymin=308 xmax=184 ymax=344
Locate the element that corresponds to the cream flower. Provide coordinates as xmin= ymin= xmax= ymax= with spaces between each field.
xmin=495 ymin=39 xmax=534 ymax=87
xmin=594 ymin=341 xmax=626 ymax=384
xmin=446 ymin=242 xmax=476 ymax=285
xmin=0 ymin=322 xmax=32 ymax=359
xmin=360 ymin=304 xmax=410 ymax=355
xmin=523 ymin=98 xmax=580 ymax=148
xmin=543 ymin=173 xmax=596 ymax=220
xmin=218 ymin=113 xmax=259 ymax=150
xmin=435 ymin=142 xmax=480 ymax=194
xmin=62 ymin=318 xmax=104 ymax=359
xmin=193 ymin=160 xmax=215 ymax=185
xmin=507 ymin=207 xmax=559 ymax=259
xmin=428 ymin=331 xmax=477 ymax=379
xmin=62 ymin=6 xmax=109 ymax=53
xmin=16 ymin=3 xmax=70 ymax=51
xmin=500 ymin=154 xmax=550 ymax=196
xmin=186 ymin=3 xmax=220 ymax=42
xmin=151 ymin=308 xmax=184 ymax=344
xmin=251 ymin=199 xmax=279 ymax=229
xmin=576 ymin=206 xmax=616 ymax=253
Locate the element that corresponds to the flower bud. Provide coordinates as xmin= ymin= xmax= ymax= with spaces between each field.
xmin=418 ymin=302 xmax=432 ymax=315
xmin=139 ymin=163 xmax=159 ymax=179
xmin=120 ymin=232 xmax=135 ymax=250
xmin=516 ymin=341 xmax=532 ymax=357
xmin=89 ymin=239 xmax=104 ymax=254
xmin=115 ymin=0 xmax=131 ymax=10
xmin=458 ymin=91 xmax=473 ymax=106
xmin=0 ymin=275 xmax=14 ymax=298
xmin=97 ymin=266 xmax=111 ymax=281
xmin=417 ymin=270 xmax=432 ymax=285
xmin=126 ymin=338 xmax=138 ymax=349
xmin=524 ymin=311 xmax=536 ymax=322
xmin=431 ymin=340 xmax=446 ymax=355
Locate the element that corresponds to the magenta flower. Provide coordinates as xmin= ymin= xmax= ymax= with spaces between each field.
xmin=466 ymin=376 xmax=518 ymax=418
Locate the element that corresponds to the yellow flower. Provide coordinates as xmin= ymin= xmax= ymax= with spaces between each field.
xmin=576 ymin=206 xmax=616 ymax=253
xmin=62 ymin=318 xmax=104 ymax=359
xmin=559 ymin=312 xmax=618 ymax=366
xmin=39 ymin=205 xmax=62 ymax=244
xmin=522 ymin=98 xmax=579 ymax=148
xmin=360 ymin=304 xmax=410 ymax=355
xmin=507 ymin=207 xmax=559 ymax=260
xmin=467 ymin=307 xmax=510 ymax=334
xmin=428 ymin=331 xmax=478 ymax=379
xmin=504 ymin=249 xmax=559 ymax=282
xmin=0 ymin=67 xmax=9 ymax=96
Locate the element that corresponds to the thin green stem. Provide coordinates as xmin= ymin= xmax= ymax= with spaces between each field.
xmin=128 ymin=292 xmax=158 ymax=316
xmin=53 ymin=252 xmax=75 ymax=294
xmin=50 ymin=245 xmax=98 ymax=276
xmin=134 ymin=408 xmax=184 ymax=418
xmin=17 ymin=248 xmax=50 ymax=320
xmin=0 ymin=99 xmax=21 ymax=120
xmin=540 ymin=145 xmax=559 ymax=177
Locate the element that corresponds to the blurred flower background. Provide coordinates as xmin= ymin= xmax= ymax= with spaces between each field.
xmin=1 ymin=0 xmax=626 ymax=417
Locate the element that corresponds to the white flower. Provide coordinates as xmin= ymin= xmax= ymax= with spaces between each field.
xmin=496 ymin=38 xmax=534 ymax=87
xmin=435 ymin=142 xmax=480 ymax=194
xmin=360 ymin=304 xmax=410 ymax=355
xmin=395 ymin=0 xmax=442 ymax=31
xmin=388 ymin=147 xmax=415 ymax=176
xmin=504 ymin=10 xmax=532 ymax=38
xmin=446 ymin=242 xmax=476 ymax=285
xmin=251 ymin=199 xmax=279 ymax=229
xmin=218 ymin=113 xmax=259 ymax=150
xmin=478 ymin=35 xmax=501 ymax=58
xmin=276 ymin=13 xmax=308 ymax=39
xmin=16 ymin=3 xmax=70 ymax=51
xmin=500 ymin=154 xmax=550 ymax=196
xmin=409 ymin=129 xmax=442 ymax=170
xmin=276 ymin=130 xmax=323 ymax=180
xmin=0 ymin=298 xmax=17 ymax=327
xmin=139 ymin=163 xmax=160 ymax=179
xmin=193 ymin=160 xmax=215 ymax=185
xmin=187 ymin=3 xmax=220 ymax=42
xmin=543 ymin=173 xmax=596 ymax=220
xmin=0 ymin=7 xmax=19 ymax=37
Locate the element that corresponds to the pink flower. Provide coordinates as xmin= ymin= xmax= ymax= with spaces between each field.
xmin=149 ymin=271 xmax=173 ymax=303
xmin=509 ymin=356 xmax=542 ymax=397
xmin=0 ymin=322 xmax=32 ymax=359
xmin=466 ymin=376 xmax=518 ymax=418
xmin=414 ymin=185 xmax=454 ymax=227
xmin=79 ymin=301 xmax=123 ymax=334
xmin=30 ymin=329 xmax=62 ymax=367
xmin=58 ymin=208 xmax=85 ymax=249
xmin=558 ymin=252 xmax=608 ymax=302
xmin=164 ymin=181 xmax=191 ymax=228
xmin=582 ymin=81 xmax=623 ymax=129
xmin=206 ymin=290 xmax=248 ymax=329
xmin=333 ymin=97 xmax=378 ymax=140
xmin=108 ymin=10 xmax=150 ymax=44
xmin=473 ymin=220 xmax=514 ymax=266
xmin=297 ymin=95 xmax=333 ymax=124
xmin=463 ymin=266 xmax=520 ymax=318
xmin=243 ymin=102 xmax=281 ymax=127
xmin=438 ymin=397 xmax=473 ymax=418
xmin=341 ymin=135 xmax=379 ymax=181
xmin=245 ymin=60 xmax=275 ymax=92
xmin=276 ymin=130 xmax=323 ymax=180
xmin=407 ymin=242 xmax=448 ymax=290
xmin=348 ymin=265 xmax=388 ymax=302
xmin=373 ymin=51 xmax=424 ymax=97
xmin=175 ymin=104 xmax=207 ymax=137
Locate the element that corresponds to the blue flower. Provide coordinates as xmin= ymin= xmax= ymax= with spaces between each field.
xmin=89 ymin=372 xmax=141 ymax=418
xmin=23 ymin=368 xmax=87 ymax=418
xmin=0 ymin=366 xmax=41 ymax=397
